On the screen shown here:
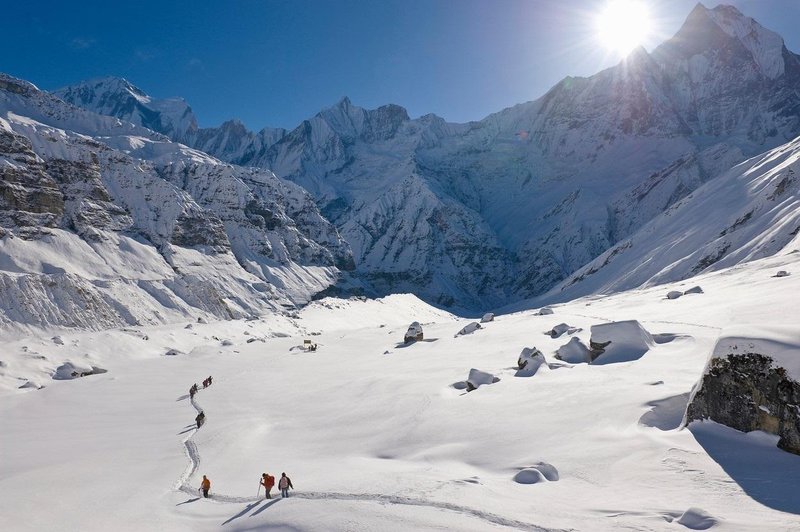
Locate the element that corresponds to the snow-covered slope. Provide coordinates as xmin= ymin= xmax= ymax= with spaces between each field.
xmin=547 ymin=134 xmax=800 ymax=302
xmin=1 ymin=74 xmax=352 ymax=331
xmin=1 ymin=252 xmax=799 ymax=530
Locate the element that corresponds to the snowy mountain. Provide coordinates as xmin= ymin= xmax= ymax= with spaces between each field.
xmin=544 ymin=135 xmax=800 ymax=303
xmin=0 ymin=74 xmax=352 ymax=330
xmin=55 ymin=4 xmax=800 ymax=311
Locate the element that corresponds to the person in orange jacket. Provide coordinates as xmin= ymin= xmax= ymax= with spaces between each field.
xmin=260 ymin=472 xmax=275 ymax=499
xmin=200 ymin=475 xmax=211 ymax=498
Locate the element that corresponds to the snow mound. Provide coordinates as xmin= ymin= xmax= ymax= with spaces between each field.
xmin=466 ymin=368 xmax=498 ymax=391
xmin=221 ymin=339 xmax=234 ymax=346
xmin=53 ymin=361 xmax=107 ymax=380
xmin=455 ymin=322 xmax=482 ymax=337
xmin=589 ymin=320 xmax=654 ymax=364
xmin=667 ymin=291 xmax=683 ymax=300
xmin=513 ymin=468 xmax=546 ymax=484
xmin=676 ymin=507 xmax=718 ymax=530
xmin=513 ymin=462 xmax=559 ymax=484
xmin=516 ymin=347 xmax=547 ymax=377
xmin=546 ymin=322 xmax=580 ymax=338
xmin=555 ymin=337 xmax=592 ymax=364
xmin=480 ymin=312 xmax=495 ymax=323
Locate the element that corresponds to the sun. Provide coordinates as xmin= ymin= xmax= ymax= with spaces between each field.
xmin=595 ymin=0 xmax=652 ymax=55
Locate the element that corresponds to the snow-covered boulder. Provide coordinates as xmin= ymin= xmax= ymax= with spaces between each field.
xmin=221 ymin=339 xmax=234 ymax=346
xmin=555 ymin=337 xmax=592 ymax=364
xmin=676 ymin=507 xmax=718 ymax=530
xmin=684 ymin=286 xmax=704 ymax=295
xmin=516 ymin=347 xmax=546 ymax=377
xmin=513 ymin=468 xmax=546 ymax=484
xmin=685 ymin=327 xmax=800 ymax=455
xmin=667 ymin=290 xmax=683 ymax=300
xmin=480 ymin=312 xmax=495 ymax=323
xmin=51 ymin=336 xmax=65 ymax=345
xmin=536 ymin=307 xmax=554 ymax=316
xmin=53 ymin=361 xmax=106 ymax=380
xmin=404 ymin=321 xmax=423 ymax=343
xmin=164 ymin=348 xmax=185 ymax=356
xmin=775 ymin=270 xmax=790 ymax=277
xmin=513 ymin=462 xmax=559 ymax=484
xmin=589 ymin=320 xmax=654 ymax=364
xmin=466 ymin=368 xmax=497 ymax=391
xmin=455 ymin=322 xmax=482 ymax=337
xmin=546 ymin=322 xmax=579 ymax=338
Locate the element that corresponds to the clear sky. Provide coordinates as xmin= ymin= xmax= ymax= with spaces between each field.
xmin=3 ymin=1 xmax=800 ymax=131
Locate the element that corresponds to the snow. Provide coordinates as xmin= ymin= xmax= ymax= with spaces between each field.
xmin=710 ymin=325 xmax=800 ymax=381
xmin=555 ymin=337 xmax=592 ymax=364
xmin=2 ymin=253 xmax=800 ymax=530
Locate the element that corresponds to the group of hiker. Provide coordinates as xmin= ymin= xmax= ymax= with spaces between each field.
xmin=259 ymin=472 xmax=294 ymax=499
xmin=198 ymin=472 xmax=294 ymax=499
xmin=187 ymin=376 xmax=295 ymax=501
xmin=189 ymin=376 xmax=213 ymax=399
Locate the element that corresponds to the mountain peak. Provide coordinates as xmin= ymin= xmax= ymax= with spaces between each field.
xmin=656 ymin=2 xmax=787 ymax=79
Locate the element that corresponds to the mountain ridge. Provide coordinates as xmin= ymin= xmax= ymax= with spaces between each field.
xmin=48 ymin=3 xmax=800 ymax=311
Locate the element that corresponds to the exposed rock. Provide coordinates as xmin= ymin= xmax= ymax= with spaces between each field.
xmin=684 ymin=286 xmax=704 ymax=295
xmin=480 ymin=312 xmax=494 ymax=323
xmin=667 ymin=290 xmax=683 ymax=300
xmin=404 ymin=321 xmax=423 ymax=343
xmin=686 ymin=350 xmax=800 ymax=455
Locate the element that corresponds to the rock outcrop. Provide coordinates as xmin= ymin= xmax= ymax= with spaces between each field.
xmin=686 ymin=330 xmax=800 ymax=455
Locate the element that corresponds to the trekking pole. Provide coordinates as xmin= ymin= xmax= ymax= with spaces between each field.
xmin=257 ymin=483 xmax=261 ymax=498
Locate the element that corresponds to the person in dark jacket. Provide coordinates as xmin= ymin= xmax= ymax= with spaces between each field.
xmin=278 ymin=472 xmax=293 ymax=498
xmin=195 ymin=411 xmax=205 ymax=428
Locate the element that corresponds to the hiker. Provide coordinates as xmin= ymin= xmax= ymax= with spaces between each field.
xmin=189 ymin=386 xmax=196 ymax=399
xmin=200 ymin=475 xmax=211 ymax=498
xmin=260 ymin=472 xmax=275 ymax=499
xmin=202 ymin=378 xmax=208 ymax=388
xmin=207 ymin=375 xmax=212 ymax=386
xmin=195 ymin=411 xmax=205 ymax=428
xmin=278 ymin=472 xmax=293 ymax=498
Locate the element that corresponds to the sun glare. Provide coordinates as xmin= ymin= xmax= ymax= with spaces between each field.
xmin=596 ymin=0 xmax=652 ymax=55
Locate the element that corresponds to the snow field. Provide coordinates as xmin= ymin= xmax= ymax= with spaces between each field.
xmin=2 ymin=260 xmax=800 ymax=530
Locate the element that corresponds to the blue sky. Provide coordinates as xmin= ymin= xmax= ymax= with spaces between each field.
xmin=4 ymin=1 xmax=800 ymax=130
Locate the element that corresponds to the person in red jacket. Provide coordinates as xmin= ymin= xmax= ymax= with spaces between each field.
xmin=200 ymin=475 xmax=211 ymax=498
xmin=260 ymin=472 xmax=275 ymax=499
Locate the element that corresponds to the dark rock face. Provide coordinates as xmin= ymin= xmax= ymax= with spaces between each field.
xmin=686 ymin=353 xmax=800 ymax=455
